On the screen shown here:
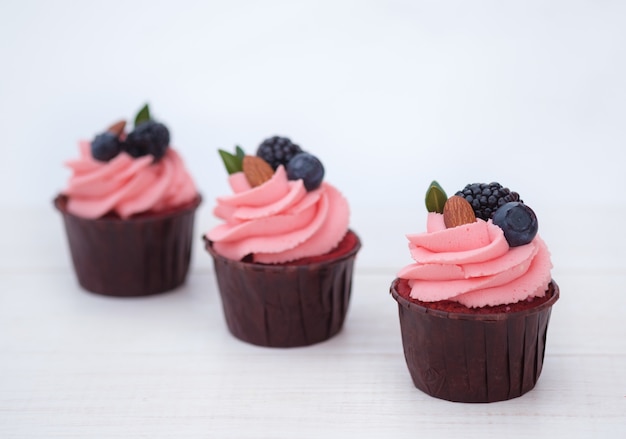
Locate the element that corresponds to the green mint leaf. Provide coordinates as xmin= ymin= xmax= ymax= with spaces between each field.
xmin=425 ymin=180 xmax=448 ymax=213
xmin=134 ymin=103 xmax=151 ymax=126
xmin=219 ymin=149 xmax=243 ymax=175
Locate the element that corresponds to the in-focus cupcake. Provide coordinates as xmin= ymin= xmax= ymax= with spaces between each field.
xmin=390 ymin=181 xmax=559 ymax=403
xmin=204 ymin=136 xmax=361 ymax=347
xmin=54 ymin=104 xmax=201 ymax=297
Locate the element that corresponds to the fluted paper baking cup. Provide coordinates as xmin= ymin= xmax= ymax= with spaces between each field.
xmin=390 ymin=278 xmax=559 ymax=403
xmin=55 ymin=194 xmax=201 ymax=297
xmin=205 ymin=230 xmax=361 ymax=347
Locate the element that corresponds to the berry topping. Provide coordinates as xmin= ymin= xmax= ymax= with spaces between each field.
xmin=492 ymin=201 xmax=538 ymax=247
xmin=257 ymin=136 xmax=303 ymax=170
xmin=88 ymin=104 xmax=170 ymax=162
xmin=220 ymin=138 xmax=325 ymax=192
xmin=125 ymin=120 xmax=170 ymax=161
xmin=91 ymin=132 xmax=122 ymax=162
xmin=286 ymin=152 xmax=324 ymax=191
xmin=455 ymin=182 xmax=521 ymax=221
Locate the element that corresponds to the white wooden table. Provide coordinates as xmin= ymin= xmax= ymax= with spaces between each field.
xmin=1 ymin=204 xmax=624 ymax=438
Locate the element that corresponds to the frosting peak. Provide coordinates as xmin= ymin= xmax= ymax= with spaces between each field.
xmin=207 ymin=165 xmax=349 ymax=264
xmin=398 ymin=213 xmax=552 ymax=308
xmin=64 ymin=141 xmax=197 ymax=219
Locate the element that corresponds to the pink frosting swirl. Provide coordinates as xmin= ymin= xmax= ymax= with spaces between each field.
xmin=206 ymin=165 xmax=350 ymax=263
xmin=63 ymin=141 xmax=197 ymax=219
xmin=397 ymin=213 xmax=552 ymax=308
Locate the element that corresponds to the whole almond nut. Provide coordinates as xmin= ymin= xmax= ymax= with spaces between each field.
xmin=106 ymin=120 xmax=127 ymax=138
xmin=243 ymin=155 xmax=274 ymax=187
xmin=443 ymin=195 xmax=476 ymax=228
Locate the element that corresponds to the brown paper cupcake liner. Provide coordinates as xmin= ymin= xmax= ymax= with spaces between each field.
xmin=390 ymin=278 xmax=559 ymax=403
xmin=54 ymin=194 xmax=201 ymax=297
xmin=205 ymin=230 xmax=361 ymax=348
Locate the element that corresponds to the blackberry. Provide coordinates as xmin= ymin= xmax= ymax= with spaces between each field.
xmin=125 ymin=120 xmax=170 ymax=161
xmin=91 ymin=132 xmax=122 ymax=162
xmin=455 ymin=182 xmax=521 ymax=221
xmin=256 ymin=136 xmax=302 ymax=170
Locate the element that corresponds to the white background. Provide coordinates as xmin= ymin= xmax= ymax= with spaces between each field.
xmin=2 ymin=0 xmax=625 ymax=211
xmin=3 ymin=0 xmax=626 ymax=270
xmin=1 ymin=1 xmax=625 ymax=437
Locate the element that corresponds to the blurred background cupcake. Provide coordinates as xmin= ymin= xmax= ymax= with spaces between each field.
xmin=54 ymin=104 xmax=201 ymax=297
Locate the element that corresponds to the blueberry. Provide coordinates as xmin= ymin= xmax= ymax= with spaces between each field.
xmin=286 ymin=152 xmax=324 ymax=191
xmin=492 ymin=202 xmax=538 ymax=247
xmin=91 ymin=132 xmax=122 ymax=162
xmin=125 ymin=120 xmax=170 ymax=161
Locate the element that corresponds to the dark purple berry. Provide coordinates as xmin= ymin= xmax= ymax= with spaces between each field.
xmin=456 ymin=182 xmax=521 ymax=220
xmin=125 ymin=120 xmax=170 ymax=161
xmin=91 ymin=132 xmax=122 ymax=162
xmin=492 ymin=202 xmax=538 ymax=247
xmin=286 ymin=152 xmax=324 ymax=191
xmin=257 ymin=136 xmax=302 ymax=170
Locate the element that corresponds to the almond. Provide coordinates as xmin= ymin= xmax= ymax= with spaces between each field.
xmin=106 ymin=120 xmax=126 ymax=137
xmin=443 ymin=195 xmax=476 ymax=228
xmin=243 ymin=155 xmax=274 ymax=187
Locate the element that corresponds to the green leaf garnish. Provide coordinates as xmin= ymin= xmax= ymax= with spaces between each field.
xmin=134 ymin=103 xmax=151 ymax=126
xmin=235 ymin=145 xmax=245 ymax=162
xmin=219 ymin=147 xmax=245 ymax=175
xmin=425 ymin=180 xmax=448 ymax=213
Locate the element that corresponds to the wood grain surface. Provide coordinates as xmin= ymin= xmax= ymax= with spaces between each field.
xmin=0 ymin=207 xmax=624 ymax=438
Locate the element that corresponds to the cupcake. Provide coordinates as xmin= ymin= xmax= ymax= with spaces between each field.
xmin=54 ymin=104 xmax=201 ymax=297
xmin=390 ymin=181 xmax=559 ymax=403
xmin=204 ymin=136 xmax=361 ymax=347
